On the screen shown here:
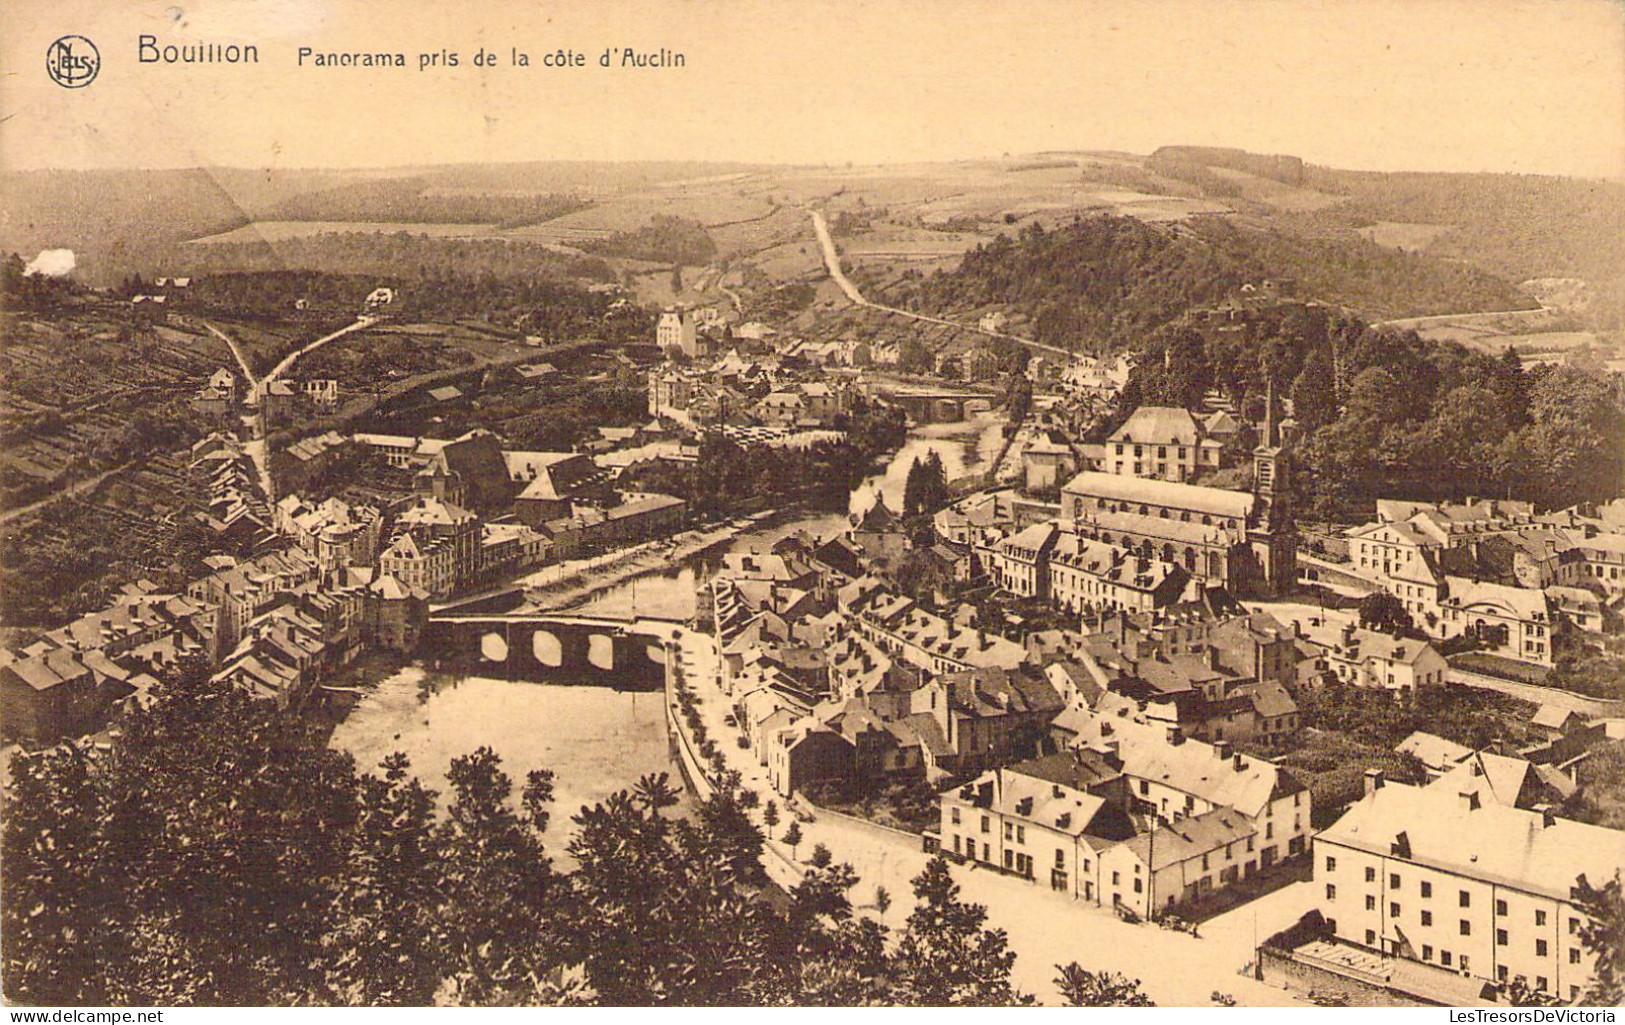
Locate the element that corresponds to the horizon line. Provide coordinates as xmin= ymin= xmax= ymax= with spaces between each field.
xmin=6 ymin=150 xmax=1623 ymax=183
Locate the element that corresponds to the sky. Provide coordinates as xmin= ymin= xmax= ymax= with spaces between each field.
xmin=2 ymin=0 xmax=1623 ymax=178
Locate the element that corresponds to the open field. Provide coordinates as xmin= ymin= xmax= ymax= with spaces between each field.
xmin=1357 ymin=220 xmax=1452 ymax=252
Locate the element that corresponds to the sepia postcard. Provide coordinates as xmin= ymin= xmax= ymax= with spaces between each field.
xmin=1 ymin=0 xmax=1623 ymax=1011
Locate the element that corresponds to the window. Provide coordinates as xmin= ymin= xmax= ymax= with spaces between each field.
xmin=1461 ymin=955 xmax=1469 ymax=972
xmin=1017 ymin=825 xmax=1026 ymax=844
xmin=1365 ymin=929 xmax=1376 ymax=946
xmin=1460 ymin=890 xmax=1471 ymax=909
xmin=1390 ymin=873 xmax=1401 ymax=890
xmin=1390 ymin=902 xmax=1400 ymax=918
xmin=951 ymin=807 xmax=961 ymax=825
xmin=1498 ymin=966 xmax=1508 ymax=982
xmin=1536 ymin=939 xmax=1548 ymax=957
xmin=1570 ymin=949 xmax=1582 ymax=965
xmin=1366 ymin=895 xmax=1376 ymax=911
xmin=1004 ymin=822 xmax=1013 ymax=841
xmin=1139 ymin=781 xmax=1150 ymax=796
xmin=1422 ymin=911 xmax=1433 ymax=926
xmin=1133 ymin=879 xmax=1143 ymax=894
xmin=1536 ymin=976 xmax=1548 ymax=993
xmin=1497 ymin=929 xmax=1508 ymax=946
xmin=1112 ymin=871 xmax=1120 ymax=885
xmin=1495 ymin=898 xmax=1507 ymax=916
xmin=1570 ymin=917 xmax=1582 ymax=935
xmin=1326 ymin=884 xmax=1337 ymax=901
xmin=1421 ymin=881 xmax=1433 ymax=898
xmin=981 ymin=815 xmax=990 ymax=834
xmin=1535 ymin=910 xmax=1546 ymax=927
xmin=1365 ymin=867 xmax=1377 ymax=883
xmin=1056 ymin=848 xmax=1065 ymax=868
xmin=1441 ymin=951 xmax=1452 ymax=967
xmin=1422 ymin=945 xmax=1433 ymax=962
xmin=1460 ymin=920 xmax=1471 ymax=937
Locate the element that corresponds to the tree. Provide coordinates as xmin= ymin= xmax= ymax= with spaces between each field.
xmin=1575 ymin=871 xmax=1624 ymax=1006
xmin=873 ymin=886 xmax=892 ymax=916
xmin=1054 ymin=964 xmax=1156 ymax=1006
xmin=325 ymin=753 xmax=444 ymax=1006
xmin=762 ymin=800 xmax=780 ymax=830
xmin=891 ymin=857 xmax=1031 ymax=1005
xmin=436 ymin=748 xmax=562 ymax=1004
xmin=902 ymin=451 xmax=950 ymax=518
xmin=1359 ymin=592 xmax=1414 ymax=636
xmin=897 ymin=338 xmax=934 ymax=375
xmin=782 ymin=820 xmax=804 ymax=859
xmin=1290 ymin=345 xmax=1339 ymax=435
xmin=809 ymin=843 xmax=833 ymax=868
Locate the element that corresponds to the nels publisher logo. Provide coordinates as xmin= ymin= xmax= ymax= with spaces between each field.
xmin=46 ymin=35 xmax=100 ymax=88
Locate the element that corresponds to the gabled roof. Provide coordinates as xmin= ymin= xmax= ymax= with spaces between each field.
xmin=1108 ymin=406 xmax=1202 ymax=447
xmin=1429 ymin=750 xmax=1578 ymax=809
xmin=1118 ymin=806 xmax=1258 ymax=870
xmin=1396 ymin=731 xmax=1473 ymax=771
xmin=1532 ymin=704 xmax=1581 ymax=730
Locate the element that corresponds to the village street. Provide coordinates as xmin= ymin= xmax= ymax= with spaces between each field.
xmin=670 ymin=629 xmax=1310 ymax=1007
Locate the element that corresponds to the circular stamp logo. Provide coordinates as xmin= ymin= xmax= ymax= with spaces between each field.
xmin=46 ymin=35 xmax=100 ymax=88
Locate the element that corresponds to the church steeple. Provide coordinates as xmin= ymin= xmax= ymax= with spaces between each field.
xmin=1248 ymin=377 xmax=1296 ymax=596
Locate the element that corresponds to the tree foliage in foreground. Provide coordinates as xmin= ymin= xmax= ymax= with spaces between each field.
xmin=1054 ymin=964 xmax=1157 ymax=1006
xmin=1 ymin=658 xmax=1033 ymax=1006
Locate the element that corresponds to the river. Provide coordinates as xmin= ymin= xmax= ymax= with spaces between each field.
xmin=328 ymin=409 xmax=1006 ymax=832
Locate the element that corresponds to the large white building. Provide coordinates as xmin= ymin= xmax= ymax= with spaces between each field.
xmin=1315 ymin=773 xmax=1624 ymax=1004
xmin=1104 ymin=406 xmax=1223 ymax=483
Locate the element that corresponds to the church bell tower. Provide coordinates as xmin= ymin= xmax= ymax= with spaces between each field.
xmin=1249 ymin=381 xmax=1297 ymax=596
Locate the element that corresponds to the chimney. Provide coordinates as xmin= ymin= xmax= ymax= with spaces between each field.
xmin=1214 ymin=740 xmax=1232 ymax=761
xmin=1364 ymin=769 xmax=1385 ymax=796
xmin=1233 ymin=753 xmax=1246 ymax=773
xmin=1534 ymin=803 xmax=1557 ymax=828
xmin=1167 ymin=725 xmax=1185 ymax=747
xmin=1341 ymin=621 xmax=1356 ymax=647
xmin=1206 ymin=646 xmax=1221 ymax=671
xmin=1459 ymin=791 xmax=1481 ymax=812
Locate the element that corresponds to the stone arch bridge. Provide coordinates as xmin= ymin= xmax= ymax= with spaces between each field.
xmin=422 ymin=589 xmax=683 ymax=690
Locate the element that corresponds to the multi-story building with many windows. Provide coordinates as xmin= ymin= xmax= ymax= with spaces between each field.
xmin=1315 ymin=772 xmax=1625 ymax=1004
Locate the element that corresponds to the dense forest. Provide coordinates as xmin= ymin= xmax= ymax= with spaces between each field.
xmin=880 ymin=216 xmax=1531 ymax=351
xmin=175 ymin=233 xmax=617 ymax=293
xmin=1293 ymin=169 xmax=1625 ymax=328
xmin=1124 ymin=302 xmax=1625 ymax=517
xmin=184 ymin=264 xmax=642 ymax=344
xmin=581 ymin=215 xmax=718 ymax=265
xmin=265 ymin=178 xmax=591 ymax=228
xmin=622 ymin=401 xmax=908 ymax=516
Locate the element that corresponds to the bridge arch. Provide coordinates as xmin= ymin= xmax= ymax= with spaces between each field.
xmin=587 ymin=633 xmax=615 ymax=671
xmin=480 ymin=631 xmax=508 ymax=662
xmin=532 ymin=629 xmax=564 ymax=667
